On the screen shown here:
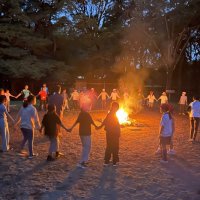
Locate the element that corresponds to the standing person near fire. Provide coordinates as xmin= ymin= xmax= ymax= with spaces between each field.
xmin=146 ymin=91 xmax=157 ymax=108
xmin=37 ymin=87 xmax=48 ymax=111
xmin=158 ymin=92 xmax=168 ymax=105
xmin=70 ymin=89 xmax=80 ymax=110
xmin=98 ymin=89 xmax=109 ymax=110
xmin=0 ymin=95 xmax=14 ymax=152
xmin=16 ymin=85 xmax=33 ymax=101
xmin=62 ymin=89 xmax=69 ymax=111
xmin=97 ymin=102 xmax=121 ymax=166
xmin=4 ymin=89 xmax=16 ymax=112
xmin=179 ymin=92 xmax=187 ymax=115
xmin=187 ymin=95 xmax=200 ymax=142
xmin=158 ymin=103 xmax=175 ymax=163
xmin=68 ymin=102 xmax=98 ymax=168
xmin=110 ymin=89 xmax=120 ymax=102
xmin=15 ymin=95 xmax=41 ymax=158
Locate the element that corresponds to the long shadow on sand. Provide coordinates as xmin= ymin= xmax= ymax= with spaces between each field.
xmin=90 ymin=166 xmax=118 ymax=200
xmin=13 ymin=161 xmax=49 ymax=183
xmin=163 ymin=158 xmax=200 ymax=200
xmin=41 ymin=167 xmax=85 ymax=199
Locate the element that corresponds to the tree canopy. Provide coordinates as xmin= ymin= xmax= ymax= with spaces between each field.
xmin=0 ymin=0 xmax=200 ymax=87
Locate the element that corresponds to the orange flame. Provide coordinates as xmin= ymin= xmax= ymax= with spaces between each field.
xmin=116 ymin=108 xmax=131 ymax=125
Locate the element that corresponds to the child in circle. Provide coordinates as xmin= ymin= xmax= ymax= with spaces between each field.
xmin=40 ymin=104 xmax=69 ymax=161
xmin=97 ymin=102 xmax=121 ymax=166
xmin=179 ymin=92 xmax=187 ymax=115
xmin=68 ymin=101 xmax=98 ymax=168
xmin=158 ymin=104 xmax=175 ymax=163
xmin=15 ymin=95 xmax=40 ymax=159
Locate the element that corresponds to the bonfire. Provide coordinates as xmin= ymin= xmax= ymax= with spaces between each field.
xmin=116 ymin=108 xmax=132 ymax=125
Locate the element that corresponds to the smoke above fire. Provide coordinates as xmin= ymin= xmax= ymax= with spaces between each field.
xmin=111 ymin=27 xmax=149 ymax=114
xmin=118 ymin=67 xmax=149 ymax=114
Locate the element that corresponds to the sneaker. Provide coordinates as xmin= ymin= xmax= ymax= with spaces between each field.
xmin=160 ymin=159 xmax=168 ymax=164
xmin=188 ymin=138 xmax=194 ymax=142
xmin=56 ymin=152 xmax=64 ymax=158
xmin=167 ymin=149 xmax=176 ymax=155
xmin=28 ymin=153 xmax=38 ymax=159
xmin=47 ymin=155 xmax=55 ymax=161
xmin=103 ymin=163 xmax=109 ymax=167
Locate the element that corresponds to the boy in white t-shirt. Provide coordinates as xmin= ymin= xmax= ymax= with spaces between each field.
xmin=158 ymin=92 xmax=168 ymax=105
xmin=179 ymin=92 xmax=187 ymax=115
xmin=146 ymin=91 xmax=157 ymax=108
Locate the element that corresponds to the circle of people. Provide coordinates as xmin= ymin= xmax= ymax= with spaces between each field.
xmin=0 ymin=84 xmax=200 ymax=167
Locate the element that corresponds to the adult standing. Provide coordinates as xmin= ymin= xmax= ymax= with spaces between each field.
xmin=48 ymin=85 xmax=65 ymax=119
xmin=16 ymin=85 xmax=33 ymax=101
xmin=188 ymin=96 xmax=200 ymax=142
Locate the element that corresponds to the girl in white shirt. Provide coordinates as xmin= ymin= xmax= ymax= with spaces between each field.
xmin=15 ymin=95 xmax=41 ymax=158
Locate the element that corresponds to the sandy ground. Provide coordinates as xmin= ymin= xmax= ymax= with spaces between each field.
xmin=0 ymin=108 xmax=200 ymax=200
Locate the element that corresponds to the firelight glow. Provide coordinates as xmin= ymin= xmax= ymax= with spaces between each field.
xmin=116 ymin=108 xmax=131 ymax=125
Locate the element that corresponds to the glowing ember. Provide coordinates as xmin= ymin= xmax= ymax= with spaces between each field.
xmin=116 ymin=108 xmax=131 ymax=125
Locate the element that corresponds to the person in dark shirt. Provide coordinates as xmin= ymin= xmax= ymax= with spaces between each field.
xmin=40 ymin=105 xmax=69 ymax=161
xmin=97 ymin=102 xmax=121 ymax=166
xmin=69 ymin=102 xmax=98 ymax=168
xmin=48 ymin=85 xmax=65 ymax=119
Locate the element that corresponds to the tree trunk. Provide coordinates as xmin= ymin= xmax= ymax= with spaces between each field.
xmin=166 ymin=70 xmax=173 ymax=90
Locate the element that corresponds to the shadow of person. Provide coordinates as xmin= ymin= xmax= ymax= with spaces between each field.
xmin=90 ymin=166 xmax=118 ymax=200
xmin=41 ymin=167 xmax=86 ymax=199
xmin=162 ymin=158 xmax=200 ymax=198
